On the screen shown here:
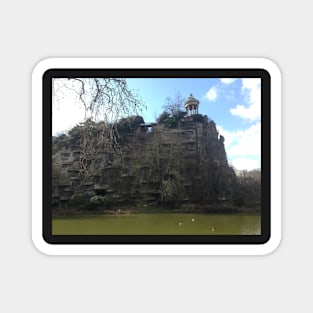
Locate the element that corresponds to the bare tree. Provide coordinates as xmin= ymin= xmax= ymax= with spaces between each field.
xmin=53 ymin=78 xmax=145 ymax=181
xmin=143 ymin=127 xmax=184 ymax=207
xmin=162 ymin=91 xmax=185 ymax=117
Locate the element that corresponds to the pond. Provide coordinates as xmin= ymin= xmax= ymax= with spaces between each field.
xmin=52 ymin=213 xmax=261 ymax=235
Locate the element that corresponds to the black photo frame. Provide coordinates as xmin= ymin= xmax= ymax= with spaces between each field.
xmin=42 ymin=67 xmax=270 ymax=246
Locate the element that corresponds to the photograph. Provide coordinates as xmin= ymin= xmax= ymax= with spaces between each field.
xmin=49 ymin=73 xmax=263 ymax=238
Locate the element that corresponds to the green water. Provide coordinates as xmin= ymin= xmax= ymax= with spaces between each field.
xmin=52 ymin=213 xmax=261 ymax=235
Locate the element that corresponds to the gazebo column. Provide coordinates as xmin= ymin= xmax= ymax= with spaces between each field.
xmin=184 ymin=93 xmax=200 ymax=116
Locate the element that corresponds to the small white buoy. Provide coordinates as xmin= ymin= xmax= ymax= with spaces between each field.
xmin=178 ymin=222 xmax=183 ymax=226
xmin=211 ymin=226 xmax=216 ymax=232
xmin=191 ymin=218 xmax=195 ymax=222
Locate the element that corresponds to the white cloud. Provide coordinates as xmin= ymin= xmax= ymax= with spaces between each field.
xmin=230 ymin=103 xmax=260 ymax=121
xmin=206 ymin=86 xmax=218 ymax=101
xmin=217 ymin=122 xmax=261 ymax=170
xmin=220 ymin=78 xmax=237 ymax=85
xmin=230 ymin=78 xmax=261 ymax=121
xmin=230 ymin=158 xmax=260 ymax=171
xmin=53 ymin=99 xmax=85 ymax=135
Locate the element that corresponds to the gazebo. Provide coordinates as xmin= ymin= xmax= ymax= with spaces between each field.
xmin=184 ymin=93 xmax=199 ymax=116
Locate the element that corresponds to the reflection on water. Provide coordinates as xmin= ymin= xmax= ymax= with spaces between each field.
xmin=53 ymin=213 xmax=261 ymax=235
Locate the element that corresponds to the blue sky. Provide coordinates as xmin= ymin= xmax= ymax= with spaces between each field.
xmin=126 ymin=78 xmax=258 ymax=127
xmin=126 ymin=78 xmax=261 ymax=171
xmin=53 ymin=77 xmax=261 ymax=171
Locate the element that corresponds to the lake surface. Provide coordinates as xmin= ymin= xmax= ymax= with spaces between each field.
xmin=52 ymin=213 xmax=261 ymax=235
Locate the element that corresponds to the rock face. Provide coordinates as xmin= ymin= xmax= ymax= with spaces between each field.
xmin=52 ymin=115 xmax=236 ymax=208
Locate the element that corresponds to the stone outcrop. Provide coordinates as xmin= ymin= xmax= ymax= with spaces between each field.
xmin=52 ymin=115 xmax=236 ymax=208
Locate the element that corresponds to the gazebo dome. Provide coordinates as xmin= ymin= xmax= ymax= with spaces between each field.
xmin=184 ymin=93 xmax=199 ymax=115
xmin=185 ymin=93 xmax=199 ymax=106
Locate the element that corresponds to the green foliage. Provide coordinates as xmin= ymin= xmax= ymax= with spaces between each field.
xmin=156 ymin=111 xmax=170 ymax=123
xmin=53 ymin=133 xmax=70 ymax=149
xmin=67 ymin=193 xmax=91 ymax=209
xmin=165 ymin=116 xmax=179 ymax=128
xmin=90 ymin=195 xmax=106 ymax=205
xmin=68 ymin=124 xmax=83 ymax=144
xmin=156 ymin=110 xmax=186 ymax=128
xmin=65 ymin=193 xmax=118 ymax=211
xmin=159 ymin=115 xmax=178 ymax=128
xmin=229 ymin=170 xmax=261 ymax=208
xmin=116 ymin=115 xmax=145 ymax=143
xmin=117 ymin=115 xmax=144 ymax=132
xmin=90 ymin=195 xmax=119 ymax=210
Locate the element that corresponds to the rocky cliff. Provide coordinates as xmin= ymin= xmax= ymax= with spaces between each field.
xmin=52 ymin=114 xmax=236 ymax=209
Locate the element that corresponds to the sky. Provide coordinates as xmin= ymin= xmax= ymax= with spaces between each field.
xmin=52 ymin=77 xmax=261 ymax=171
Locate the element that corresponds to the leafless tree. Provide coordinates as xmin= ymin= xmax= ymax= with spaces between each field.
xmin=53 ymin=78 xmax=145 ymax=181
xmin=162 ymin=91 xmax=185 ymax=117
xmin=143 ymin=127 xmax=184 ymax=206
